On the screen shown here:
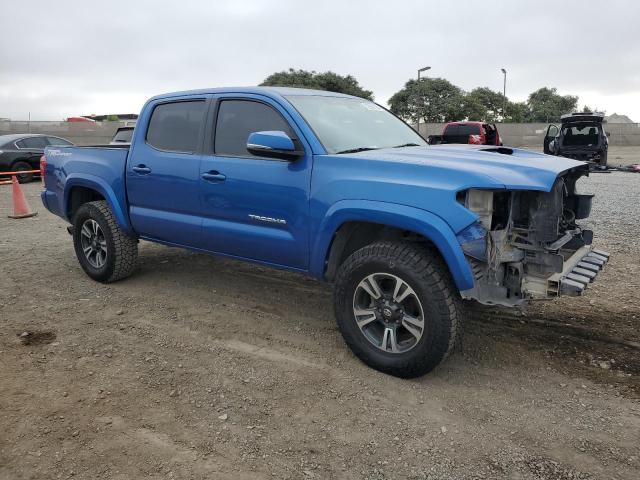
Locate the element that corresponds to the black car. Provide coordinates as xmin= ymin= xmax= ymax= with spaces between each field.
xmin=543 ymin=112 xmax=609 ymax=167
xmin=0 ymin=134 xmax=73 ymax=183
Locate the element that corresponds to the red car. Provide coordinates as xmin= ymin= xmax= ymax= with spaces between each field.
xmin=428 ymin=121 xmax=503 ymax=146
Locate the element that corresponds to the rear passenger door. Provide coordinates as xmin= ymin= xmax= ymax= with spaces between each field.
xmin=126 ymin=98 xmax=207 ymax=247
xmin=198 ymin=95 xmax=312 ymax=270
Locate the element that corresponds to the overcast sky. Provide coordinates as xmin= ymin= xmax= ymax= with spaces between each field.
xmin=2 ymin=0 xmax=639 ymax=121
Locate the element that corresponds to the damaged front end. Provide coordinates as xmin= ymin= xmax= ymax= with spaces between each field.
xmin=457 ymin=166 xmax=609 ymax=306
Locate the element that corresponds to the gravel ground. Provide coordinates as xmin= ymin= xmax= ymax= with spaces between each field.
xmin=1 ymin=173 xmax=639 ymax=480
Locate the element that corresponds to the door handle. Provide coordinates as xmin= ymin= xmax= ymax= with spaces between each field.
xmin=201 ymin=171 xmax=226 ymax=182
xmin=132 ymin=165 xmax=152 ymax=174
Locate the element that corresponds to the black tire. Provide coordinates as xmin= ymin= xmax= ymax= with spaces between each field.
xmin=72 ymin=200 xmax=138 ymax=283
xmin=334 ymin=241 xmax=462 ymax=378
xmin=599 ymin=151 xmax=608 ymax=168
xmin=12 ymin=160 xmax=34 ymax=183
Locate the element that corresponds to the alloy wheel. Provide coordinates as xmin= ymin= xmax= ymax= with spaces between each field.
xmin=80 ymin=219 xmax=107 ymax=269
xmin=352 ymin=273 xmax=426 ymax=353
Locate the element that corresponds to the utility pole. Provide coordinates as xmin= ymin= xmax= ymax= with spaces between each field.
xmin=416 ymin=66 xmax=431 ymax=133
xmin=501 ymin=68 xmax=507 ymax=121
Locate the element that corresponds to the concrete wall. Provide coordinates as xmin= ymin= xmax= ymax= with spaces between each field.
xmin=3 ymin=120 xmax=640 ymax=148
xmin=0 ymin=121 xmax=124 ymax=145
xmin=418 ymin=122 xmax=640 ymax=147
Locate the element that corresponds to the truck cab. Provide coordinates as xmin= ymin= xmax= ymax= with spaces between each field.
xmin=543 ymin=112 xmax=609 ymax=167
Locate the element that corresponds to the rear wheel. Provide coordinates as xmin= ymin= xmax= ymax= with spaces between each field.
xmin=599 ymin=151 xmax=608 ymax=167
xmin=334 ymin=241 xmax=462 ymax=378
xmin=72 ymin=201 xmax=138 ymax=282
xmin=12 ymin=161 xmax=34 ymax=183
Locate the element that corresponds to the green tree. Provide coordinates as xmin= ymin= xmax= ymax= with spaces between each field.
xmin=105 ymin=114 xmax=120 ymax=122
xmin=526 ymin=87 xmax=578 ymax=122
xmin=504 ymin=101 xmax=528 ymax=123
xmin=465 ymin=87 xmax=505 ymax=122
xmin=389 ymin=78 xmax=466 ymax=123
xmin=260 ymin=69 xmax=373 ymax=100
xmin=461 ymin=95 xmax=487 ymax=121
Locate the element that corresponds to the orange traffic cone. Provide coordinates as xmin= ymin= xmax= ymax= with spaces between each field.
xmin=8 ymin=175 xmax=37 ymax=219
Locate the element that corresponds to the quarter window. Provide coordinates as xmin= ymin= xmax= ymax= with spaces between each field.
xmin=215 ymin=100 xmax=293 ymax=157
xmin=146 ymin=100 xmax=205 ymax=153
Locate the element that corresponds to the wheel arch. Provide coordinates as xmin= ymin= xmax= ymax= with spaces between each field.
xmin=311 ymin=200 xmax=474 ymax=292
xmin=64 ymin=174 xmax=133 ymax=234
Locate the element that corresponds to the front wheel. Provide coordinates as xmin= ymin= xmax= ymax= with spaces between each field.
xmin=72 ymin=200 xmax=138 ymax=283
xmin=334 ymin=241 xmax=462 ymax=378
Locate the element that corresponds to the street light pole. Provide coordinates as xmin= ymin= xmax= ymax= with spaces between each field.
xmin=501 ymin=68 xmax=507 ymax=122
xmin=417 ymin=66 xmax=431 ymax=83
xmin=416 ymin=66 xmax=431 ymax=132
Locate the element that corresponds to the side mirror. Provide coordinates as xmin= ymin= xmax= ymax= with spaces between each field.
xmin=605 ymin=131 xmax=611 ymax=137
xmin=246 ymin=131 xmax=303 ymax=160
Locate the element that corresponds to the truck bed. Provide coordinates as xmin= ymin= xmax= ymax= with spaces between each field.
xmin=41 ymin=146 xmax=130 ymax=226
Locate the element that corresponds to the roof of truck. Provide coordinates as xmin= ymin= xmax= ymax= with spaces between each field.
xmin=148 ymin=86 xmax=356 ymax=103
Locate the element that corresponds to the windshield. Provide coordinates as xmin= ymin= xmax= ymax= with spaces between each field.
xmin=285 ymin=95 xmax=426 ymax=154
xmin=560 ymin=122 xmax=601 ymax=147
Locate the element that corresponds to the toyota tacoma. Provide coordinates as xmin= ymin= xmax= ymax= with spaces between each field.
xmin=41 ymin=87 xmax=608 ymax=377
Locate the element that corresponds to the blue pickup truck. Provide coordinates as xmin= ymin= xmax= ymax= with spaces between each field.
xmin=41 ymin=87 xmax=608 ymax=377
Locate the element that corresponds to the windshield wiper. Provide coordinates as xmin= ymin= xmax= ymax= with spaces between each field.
xmin=335 ymin=147 xmax=379 ymax=154
xmin=392 ymin=143 xmax=421 ymax=148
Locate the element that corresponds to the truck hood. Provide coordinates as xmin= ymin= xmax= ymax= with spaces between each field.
xmin=344 ymin=144 xmax=588 ymax=192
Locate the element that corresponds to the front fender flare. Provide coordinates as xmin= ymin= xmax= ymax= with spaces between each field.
xmin=63 ymin=174 xmax=133 ymax=234
xmin=310 ymin=200 xmax=474 ymax=291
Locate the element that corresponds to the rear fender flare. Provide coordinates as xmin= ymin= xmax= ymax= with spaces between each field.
xmin=310 ymin=200 xmax=474 ymax=291
xmin=63 ymin=174 xmax=133 ymax=234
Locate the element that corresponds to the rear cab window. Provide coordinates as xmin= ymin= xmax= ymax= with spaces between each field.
xmin=146 ymin=100 xmax=206 ymax=153
xmin=113 ymin=129 xmax=134 ymax=143
xmin=442 ymin=124 xmax=480 ymax=143
xmin=214 ymin=100 xmax=294 ymax=158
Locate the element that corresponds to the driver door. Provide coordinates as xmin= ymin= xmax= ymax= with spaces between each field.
xmin=543 ymin=124 xmax=559 ymax=154
xmin=198 ymin=96 xmax=312 ymax=270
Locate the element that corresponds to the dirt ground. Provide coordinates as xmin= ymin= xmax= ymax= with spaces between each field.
xmin=1 ymin=177 xmax=639 ymax=480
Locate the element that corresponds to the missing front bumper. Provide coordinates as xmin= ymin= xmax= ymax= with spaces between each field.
xmin=547 ymin=247 xmax=610 ymax=296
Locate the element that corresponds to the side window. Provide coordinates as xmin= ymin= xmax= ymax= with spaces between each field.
xmin=146 ymin=100 xmax=205 ymax=153
xmin=17 ymin=137 xmax=48 ymax=149
xmin=47 ymin=137 xmax=73 ymax=146
xmin=215 ymin=100 xmax=293 ymax=157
